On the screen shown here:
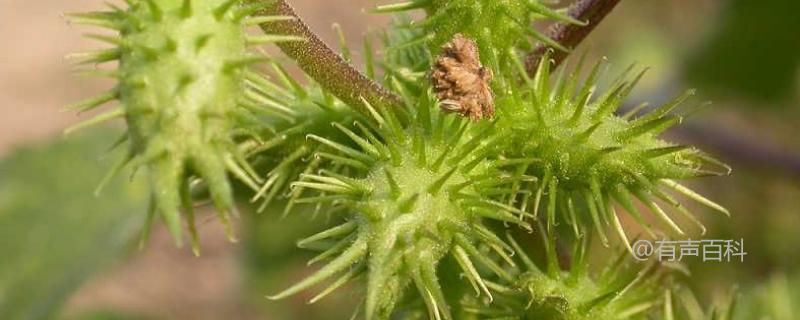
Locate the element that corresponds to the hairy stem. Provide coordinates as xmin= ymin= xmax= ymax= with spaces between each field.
xmin=255 ymin=0 xmax=404 ymax=114
xmin=525 ymin=0 xmax=622 ymax=75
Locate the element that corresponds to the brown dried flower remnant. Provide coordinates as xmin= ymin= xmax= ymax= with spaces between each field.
xmin=431 ymin=34 xmax=495 ymax=121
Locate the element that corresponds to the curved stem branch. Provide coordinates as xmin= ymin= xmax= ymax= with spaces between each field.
xmin=672 ymin=123 xmax=800 ymax=181
xmin=525 ymin=0 xmax=622 ymax=75
xmin=255 ymin=0 xmax=404 ymax=114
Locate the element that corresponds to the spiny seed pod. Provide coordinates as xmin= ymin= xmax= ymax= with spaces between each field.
xmin=464 ymin=232 xmax=670 ymax=320
xmin=241 ymin=55 xmax=362 ymax=215
xmin=374 ymin=0 xmax=585 ymax=71
xmin=267 ymin=92 xmax=535 ymax=320
xmin=66 ymin=0 xmax=302 ymax=252
xmin=497 ymin=53 xmax=731 ymax=249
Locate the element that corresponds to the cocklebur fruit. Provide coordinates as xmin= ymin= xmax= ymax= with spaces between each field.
xmin=241 ymin=55 xmax=363 ymax=215
xmin=66 ymin=0 xmax=302 ymax=252
xmin=379 ymin=26 xmax=730 ymax=251
xmin=493 ymin=53 xmax=731 ymax=248
xmin=462 ymin=232 xmax=670 ymax=320
xmin=268 ymin=91 xmax=535 ymax=320
xmin=374 ymin=0 xmax=585 ymax=72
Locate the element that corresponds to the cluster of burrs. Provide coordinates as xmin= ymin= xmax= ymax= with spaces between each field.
xmin=67 ymin=1 xmax=731 ymax=319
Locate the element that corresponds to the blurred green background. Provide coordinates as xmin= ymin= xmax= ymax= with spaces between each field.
xmin=0 ymin=0 xmax=798 ymax=319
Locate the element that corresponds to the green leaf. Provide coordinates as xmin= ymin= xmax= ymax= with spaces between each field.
xmin=0 ymin=128 xmax=147 ymax=320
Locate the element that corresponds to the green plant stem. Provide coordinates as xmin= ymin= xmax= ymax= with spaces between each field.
xmin=525 ymin=0 xmax=622 ymax=75
xmin=255 ymin=0 xmax=405 ymax=114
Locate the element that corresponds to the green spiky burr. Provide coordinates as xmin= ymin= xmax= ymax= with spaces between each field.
xmin=66 ymin=0 xmax=302 ymax=253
